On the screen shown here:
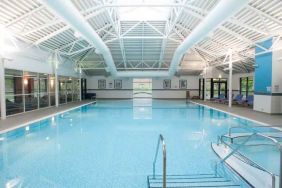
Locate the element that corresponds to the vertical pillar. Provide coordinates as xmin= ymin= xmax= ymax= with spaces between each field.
xmin=204 ymin=66 xmax=207 ymax=101
xmin=0 ymin=58 xmax=6 ymax=119
xmin=228 ymin=49 xmax=233 ymax=108
xmin=48 ymin=74 xmax=51 ymax=107
xmin=52 ymin=52 xmax=59 ymax=108
xmin=22 ymin=70 xmax=25 ymax=112
xmin=55 ymin=67 xmax=59 ymax=107
xmin=79 ymin=67 xmax=82 ymax=101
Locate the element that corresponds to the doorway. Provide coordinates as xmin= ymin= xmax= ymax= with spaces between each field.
xmin=211 ymin=78 xmax=227 ymax=98
xmin=133 ymin=79 xmax=152 ymax=98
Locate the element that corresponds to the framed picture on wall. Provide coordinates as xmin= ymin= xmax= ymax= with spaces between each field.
xmin=163 ymin=79 xmax=171 ymax=89
xmin=179 ymin=80 xmax=187 ymax=89
xmin=114 ymin=80 xmax=122 ymax=89
xmin=98 ymin=79 xmax=106 ymax=89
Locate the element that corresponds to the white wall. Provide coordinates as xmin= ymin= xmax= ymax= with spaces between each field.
xmin=3 ymin=40 xmax=79 ymax=78
xmin=87 ymin=76 xmax=200 ymax=99
xmin=152 ymin=76 xmax=199 ymax=99
xmin=87 ymin=76 xmax=133 ymax=99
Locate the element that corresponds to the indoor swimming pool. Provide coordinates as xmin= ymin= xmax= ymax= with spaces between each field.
xmin=0 ymin=99 xmax=278 ymax=187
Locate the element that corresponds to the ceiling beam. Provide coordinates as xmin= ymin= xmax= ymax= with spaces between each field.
xmin=4 ymin=5 xmax=45 ymax=27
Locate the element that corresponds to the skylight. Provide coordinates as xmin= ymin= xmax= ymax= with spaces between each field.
xmin=117 ymin=0 xmax=172 ymax=21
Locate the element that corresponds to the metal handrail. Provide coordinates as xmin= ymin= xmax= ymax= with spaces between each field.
xmin=219 ymin=132 xmax=282 ymax=188
xmin=228 ymin=124 xmax=282 ymax=136
xmin=152 ymin=134 xmax=166 ymax=188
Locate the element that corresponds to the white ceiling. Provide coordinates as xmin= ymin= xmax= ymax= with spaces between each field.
xmin=0 ymin=0 xmax=281 ymax=76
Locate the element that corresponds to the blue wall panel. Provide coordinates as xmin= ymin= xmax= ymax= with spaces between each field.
xmin=254 ymin=38 xmax=272 ymax=94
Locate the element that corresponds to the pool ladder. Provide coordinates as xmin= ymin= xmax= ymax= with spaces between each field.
xmin=147 ymin=134 xmax=242 ymax=188
xmin=218 ymin=131 xmax=282 ymax=188
xmin=152 ymin=134 xmax=166 ymax=188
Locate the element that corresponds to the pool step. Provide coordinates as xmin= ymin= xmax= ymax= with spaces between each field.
xmin=147 ymin=174 xmax=241 ymax=188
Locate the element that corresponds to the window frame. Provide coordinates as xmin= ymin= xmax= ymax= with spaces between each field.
xmin=240 ymin=77 xmax=254 ymax=97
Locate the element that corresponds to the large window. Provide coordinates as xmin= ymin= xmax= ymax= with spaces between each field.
xmin=205 ymin=79 xmax=211 ymax=100
xmin=39 ymin=73 xmax=49 ymax=108
xmin=66 ymin=78 xmax=73 ymax=102
xmin=4 ymin=69 xmax=79 ymax=116
xmin=240 ymin=77 xmax=254 ymax=97
xmin=49 ymin=76 xmax=56 ymax=106
xmin=59 ymin=76 xmax=80 ymax=104
xmin=73 ymin=79 xmax=80 ymax=101
xmin=59 ymin=77 xmax=66 ymax=104
xmin=24 ymin=71 xmax=38 ymax=111
xmin=5 ymin=69 xmax=24 ymax=115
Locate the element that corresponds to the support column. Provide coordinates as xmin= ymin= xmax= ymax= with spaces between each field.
xmin=55 ymin=67 xmax=59 ymax=107
xmin=228 ymin=49 xmax=233 ymax=108
xmin=204 ymin=66 xmax=207 ymax=101
xmin=79 ymin=67 xmax=82 ymax=101
xmin=52 ymin=52 xmax=59 ymax=107
xmin=0 ymin=59 xmax=6 ymax=120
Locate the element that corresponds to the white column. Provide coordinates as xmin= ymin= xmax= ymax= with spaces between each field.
xmin=228 ymin=49 xmax=233 ymax=108
xmin=55 ymin=67 xmax=59 ymax=107
xmin=204 ymin=66 xmax=207 ymax=101
xmin=48 ymin=74 xmax=51 ymax=107
xmin=79 ymin=67 xmax=82 ymax=101
xmin=52 ymin=52 xmax=59 ymax=107
xmin=0 ymin=59 xmax=6 ymax=119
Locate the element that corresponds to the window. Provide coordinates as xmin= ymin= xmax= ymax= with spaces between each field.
xmin=240 ymin=77 xmax=254 ymax=97
xmin=114 ymin=80 xmax=122 ymax=89
xmin=163 ymin=79 xmax=171 ymax=89
xmin=179 ymin=80 xmax=187 ymax=89
xmin=248 ymin=77 xmax=254 ymax=96
xmin=5 ymin=69 xmax=24 ymax=115
xmin=49 ymin=75 xmax=56 ymax=106
xmin=98 ymin=79 xmax=106 ymax=89
xmin=39 ymin=73 xmax=49 ymax=108
xmin=66 ymin=78 xmax=73 ymax=102
xmin=73 ymin=79 xmax=80 ymax=101
xmin=4 ymin=69 xmax=80 ymax=116
xmin=205 ymin=79 xmax=211 ymax=100
xmin=24 ymin=71 xmax=38 ymax=111
xmin=59 ymin=77 xmax=66 ymax=104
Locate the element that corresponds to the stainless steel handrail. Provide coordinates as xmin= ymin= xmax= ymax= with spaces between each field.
xmin=152 ymin=134 xmax=166 ymax=188
xmin=220 ymin=132 xmax=282 ymax=188
xmin=228 ymin=125 xmax=282 ymax=136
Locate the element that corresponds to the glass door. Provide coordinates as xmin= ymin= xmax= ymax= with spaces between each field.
xmin=213 ymin=82 xmax=219 ymax=98
xmin=199 ymin=78 xmax=205 ymax=100
xmin=211 ymin=78 xmax=227 ymax=99
xmin=220 ymin=81 xmax=227 ymax=98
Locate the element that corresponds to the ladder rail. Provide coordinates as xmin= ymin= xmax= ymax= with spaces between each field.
xmin=228 ymin=124 xmax=282 ymax=136
xmin=152 ymin=134 xmax=166 ymax=188
xmin=219 ymin=132 xmax=282 ymax=188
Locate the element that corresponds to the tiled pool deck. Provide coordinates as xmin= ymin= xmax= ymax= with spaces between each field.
xmin=192 ymin=100 xmax=282 ymax=126
xmin=0 ymin=100 xmax=94 ymax=133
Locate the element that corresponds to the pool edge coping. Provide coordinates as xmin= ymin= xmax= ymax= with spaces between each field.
xmin=190 ymin=100 xmax=282 ymax=131
xmin=0 ymin=101 xmax=95 ymax=135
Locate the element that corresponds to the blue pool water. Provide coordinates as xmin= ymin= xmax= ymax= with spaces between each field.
xmin=0 ymin=99 xmax=273 ymax=187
